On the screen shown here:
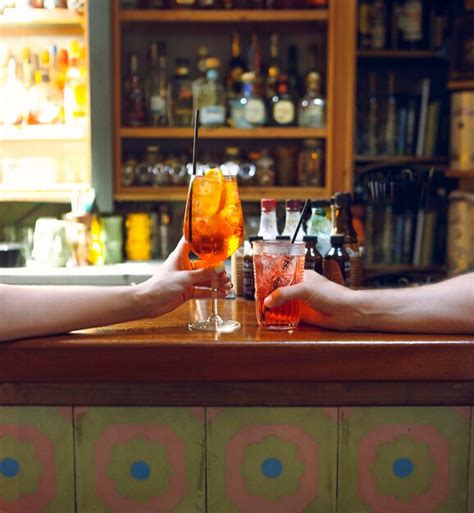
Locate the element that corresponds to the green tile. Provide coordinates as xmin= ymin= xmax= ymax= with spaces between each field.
xmin=0 ymin=406 xmax=74 ymax=513
xmin=338 ymin=406 xmax=471 ymax=513
xmin=74 ymin=407 xmax=205 ymax=513
xmin=207 ymin=407 xmax=338 ymax=513
xmin=468 ymin=407 xmax=474 ymax=513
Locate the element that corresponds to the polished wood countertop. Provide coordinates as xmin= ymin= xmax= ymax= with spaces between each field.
xmin=1 ymin=299 xmax=473 ymax=385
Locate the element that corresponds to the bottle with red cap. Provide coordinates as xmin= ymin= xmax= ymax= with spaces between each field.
xmin=257 ymin=198 xmax=278 ymax=240
xmin=282 ymin=199 xmax=304 ymax=241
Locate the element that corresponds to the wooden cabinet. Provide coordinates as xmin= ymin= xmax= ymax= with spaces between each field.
xmin=111 ymin=0 xmax=356 ymax=202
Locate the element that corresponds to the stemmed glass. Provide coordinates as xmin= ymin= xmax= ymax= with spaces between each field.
xmin=183 ymin=166 xmax=244 ymax=332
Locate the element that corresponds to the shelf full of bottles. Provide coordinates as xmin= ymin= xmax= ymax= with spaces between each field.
xmin=113 ymin=0 xmax=348 ymax=201
xmin=0 ymin=1 xmax=90 ymax=201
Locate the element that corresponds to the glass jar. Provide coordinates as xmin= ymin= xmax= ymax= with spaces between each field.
xmin=297 ymin=139 xmax=324 ymax=186
xmin=136 ymin=145 xmax=162 ymax=186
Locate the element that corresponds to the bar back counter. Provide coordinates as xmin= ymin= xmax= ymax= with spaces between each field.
xmin=1 ymin=299 xmax=473 ymax=512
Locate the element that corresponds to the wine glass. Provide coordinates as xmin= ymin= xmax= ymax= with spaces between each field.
xmin=183 ymin=166 xmax=244 ymax=332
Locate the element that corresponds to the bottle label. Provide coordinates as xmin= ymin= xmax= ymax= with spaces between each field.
xmin=150 ymin=95 xmax=167 ymax=115
xmin=400 ymin=1 xmax=422 ymax=42
xmin=243 ymin=258 xmax=255 ymax=300
xmin=303 ymin=105 xmax=324 ymax=127
xmin=245 ymin=99 xmax=266 ymax=125
xmin=200 ymin=106 xmax=225 ymax=125
xmin=273 ymin=100 xmax=295 ymax=125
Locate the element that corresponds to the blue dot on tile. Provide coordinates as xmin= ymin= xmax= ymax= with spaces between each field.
xmin=0 ymin=458 xmax=20 ymax=478
xmin=261 ymin=457 xmax=283 ymax=479
xmin=393 ymin=457 xmax=414 ymax=478
xmin=130 ymin=460 xmax=150 ymax=480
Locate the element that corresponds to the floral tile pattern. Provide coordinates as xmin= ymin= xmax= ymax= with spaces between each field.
xmin=338 ymin=407 xmax=471 ymax=513
xmin=207 ymin=407 xmax=338 ymax=513
xmin=74 ymin=407 xmax=205 ymax=513
xmin=0 ymin=406 xmax=74 ymax=513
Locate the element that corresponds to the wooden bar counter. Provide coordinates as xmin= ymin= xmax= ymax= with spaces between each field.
xmin=1 ymin=299 xmax=473 ymax=406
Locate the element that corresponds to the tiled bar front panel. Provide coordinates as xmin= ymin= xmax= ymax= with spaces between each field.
xmin=0 ymin=406 xmax=472 ymax=512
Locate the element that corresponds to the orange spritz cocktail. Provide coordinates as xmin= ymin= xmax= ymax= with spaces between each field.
xmin=184 ymin=168 xmax=244 ymax=264
xmin=183 ymin=167 xmax=244 ymax=332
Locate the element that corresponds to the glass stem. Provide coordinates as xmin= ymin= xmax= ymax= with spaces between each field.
xmin=210 ymin=277 xmax=219 ymax=320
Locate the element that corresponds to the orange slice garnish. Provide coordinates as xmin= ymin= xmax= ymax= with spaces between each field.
xmin=192 ymin=167 xmax=227 ymax=217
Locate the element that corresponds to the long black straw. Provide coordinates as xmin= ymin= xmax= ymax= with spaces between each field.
xmin=291 ymin=198 xmax=311 ymax=243
xmin=189 ymin=110 xmax=200 ymax=243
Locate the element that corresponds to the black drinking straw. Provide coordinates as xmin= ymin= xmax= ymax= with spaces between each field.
xmin=291 ymin=198 xmax=311 ymax=243
xmin=188 ymin=109 xmax=200 ymax=243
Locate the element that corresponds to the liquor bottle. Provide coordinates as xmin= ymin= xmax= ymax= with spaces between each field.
xmin=123 ymin=52 xmax=147 ymax=127
xmin=303 ymin=235 xmax=323 ymax=274
xmin=192 ymin=45 xmax=209 ymax=109
xmin=298 ymin=71 xmax=325 ymax=128
xmin=148 ymin=0 xmax=167 ymax=7
xmin=227 ymin=31 xmax=246 ymax=99
xmin=248 ymin=33 xmax=264 ymax=97
xmin=282 ymin=199 xmax=304 ymax=240
xmin=286 ymin=45 xmax=302 ymax=97
xmin=195 ymin=57 xmax=226 ymax=127
xmin=232 ymin=71 xmax=267 ymax=128
xmin=28 ymin=51 xmax=62 ymax=125
xmin=397 ymin=0 xmax=425 ymax=49
xmin=307 ymin=199 xmax=331 ymax=256
xmin=243 ymin=236 xmax=263 ymax=300
xmin=384 ymin=71 xmax=397 ymax=155
xmin=358 ymin=0 xmax=372 ymax=49
xmin=323 ymin=234 xmax=351 ymax=287
xmin=159 ymin=204 xmax=171 ymax=259
xmin=198 ymin=0 xmax=218 ymax=7
xmin=271 ymin=74 xmax=296 ymax=126
xmin=168 ymin=58 xmax=193 ymax=127
xmin=367 ymin=72 xmax=378 ymax=155
xmin=265 ymin=32 xmax=280 ymax=102
xmin=145 ymin=41 xmax=168 ymax=127
xmin=333 ymin=192 xmax=363 ymax=289
xmin=55 ymin=48 xmax=69 ymax=91
xmin=0 ymin=58 xmax=28 ymax=126
xmin=371 ymin=0 xmax=387 ymax=49
xmin=297 ymin=138 xmax=324 ymax=186
xmin=21 ymin=47 xmax=33 ymax=91
xmin=257 ymin=199 xmax=278 ymax=240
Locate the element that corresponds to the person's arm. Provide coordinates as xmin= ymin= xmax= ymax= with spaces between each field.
xmin=0 ymin=239 xmax=231 ymax=342
xmin=264 ymin=272 xmax=474 ymax=334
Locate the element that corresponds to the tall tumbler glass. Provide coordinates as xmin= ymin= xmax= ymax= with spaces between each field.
xmin=253 ymin=240 xmax=306 ymax=330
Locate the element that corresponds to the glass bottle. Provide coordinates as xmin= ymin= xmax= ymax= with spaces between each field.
xmin=257 ymin=198 xmax=278 ymax=240
xmin=248 ymin=33 xmax=264 ymax=97
xmin=168 ymin=58 xmax=193 ymax=127
xmin=298 ymin=71 xmax=325 ymax=128
xmin=303 ymin=235 xmax=323 ymax=274
xmin=384 ymin=71 xmax=397 ymax=156
xmin=121 ymin=154 xmax=138 ymax=186
xmin=297 ymin=139 xmax=324 ymax=186
xmin=135 ymin=145 xmax=162 ymax=186
xmin=271 ymin=74 xmax=296 ymax=126
xmin=159 ymin=204 xmax=171 ymax=259
xmin=148 ymin=0 xmax=167 ymax=7
xmin=227 ymin=31 xmax=246 ymax=101
xmin=367 ymin=72 xmax=378 ymax=156
xmin=307 ymin=199 xmax=332 ymax=256
xmin=0 ymin=58 xmax=28 ymax=126
xmin=287 ymin=45 xmax=302 ymax=97
xmin=198 ymin=0 xmax=218 ymax=7
xmin=145 ymin=41 xmax=168 ymax=127
xmin=282 ymin=199 xmax=304 ymax=240
xmin=221 ymin=146 xmax=242 ymax=178
xmin=358 ymin=0 xmax=372 ymax=49
xmin=255 ymin=149 xmax=276 ymax=186
xmin=333 ymin=192 xmax=363 ymax=289
xmin=232 ymin=71 xmax=267 ymax=128
xmin=195 ymin=57 xmax=226 ymax=127
xmin=27 ymin=52 xmax=62 ymax=125
xmin=238 ymin=153 xmax=257 ymax=185
xmin=123 ymin=52 xmax=147 ymax=127
xmin=323 ymin=234 xmax=351 ymax=287
xmin=169 ymin=0 xmax=196 ymax=7
xmin=243 ymin=236 xmax=263 ymax=300
xmin=371 ymin=0 xmax=386 ymax=49
xmin=398 ymin=0 xmax=425 ymax=49
xmin=265 ymin=32 xmax=280 ymax=102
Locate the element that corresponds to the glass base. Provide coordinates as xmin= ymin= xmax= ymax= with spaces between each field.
xmin=189 ymin=314 xmax=241 ymax=333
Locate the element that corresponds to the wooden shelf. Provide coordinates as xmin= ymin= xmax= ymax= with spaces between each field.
xmin=120 ymin=127 xmax=327 ymax=139
xmin=0 ymin=185 xmax=90 ymax=204
xmin=357 ymin=49 xmax=445 ymax=59
xmin=0 ymin=8 xmax=84 ymax=35
xmin=0 ymin=125 xmax=87 ymax=141
xmin=447 ymin=79 xmax=474 ymax=91
xmin=114 ymin=185 xmax=327 ymax=202
xmin=446 ymin=170 xmax=474 ymax=179
xmin=364 ymin=264 xmax=447 ymax=279
xmin=120 ymin=8 xmax=328 ymax=23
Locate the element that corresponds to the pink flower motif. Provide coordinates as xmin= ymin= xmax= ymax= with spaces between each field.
xmin=226 ymin=424 xmax=319 ymax=513
xmin=0 ymin=425 xmax=56 ymax=513
xmin=94 ymin=424 xmax=187 ymax=513
xmin=357 ymin=424 xmax=449 ymax=513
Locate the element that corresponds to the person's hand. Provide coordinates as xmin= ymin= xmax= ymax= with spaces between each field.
xmin=263 ymin=270 xmax=357 ymax=330
xmin=136 ymin=238 xmax=232 ymax=318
